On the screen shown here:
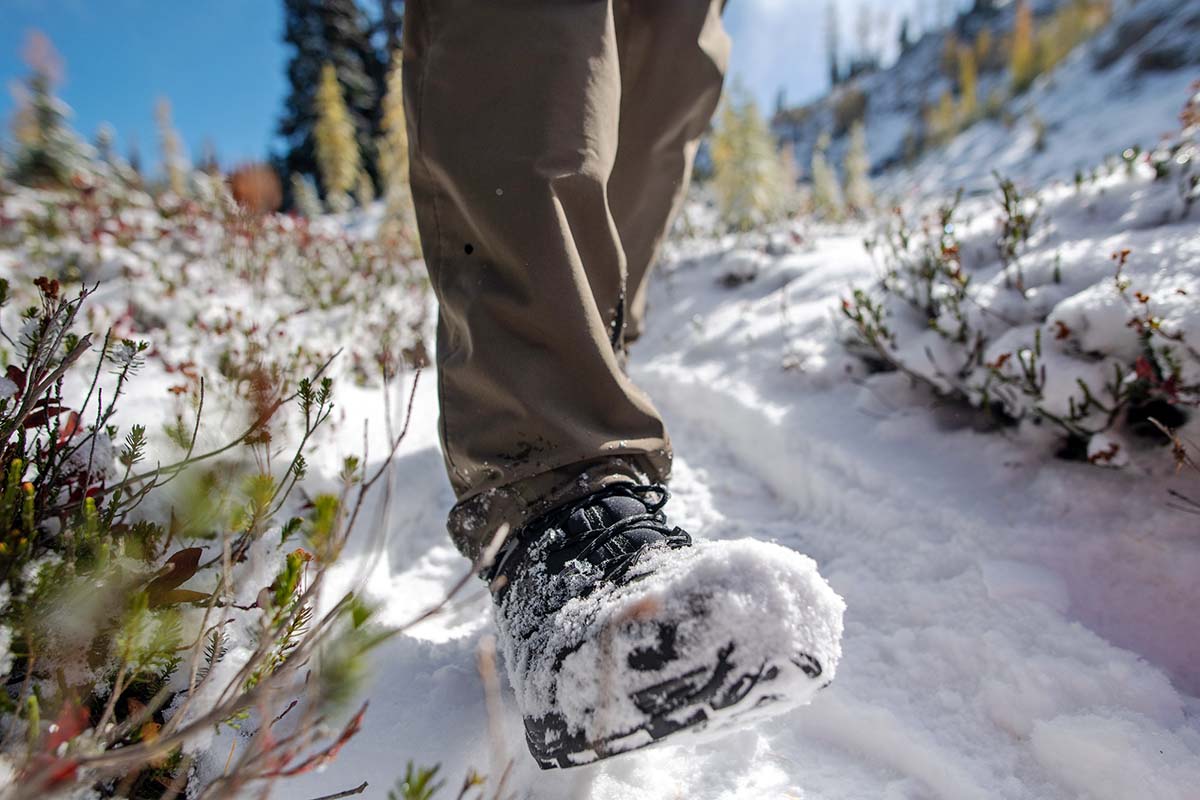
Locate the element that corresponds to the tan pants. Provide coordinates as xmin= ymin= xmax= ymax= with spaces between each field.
xmin=403 ymin=0 xmax=730 ymax=558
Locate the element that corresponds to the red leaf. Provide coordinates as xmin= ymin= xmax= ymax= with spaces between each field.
xmin=46 ymin=700 xmax=90 ymax=752
xmin=1134 ymin=356 xmax=1156 ymax=381
xmin=57 ymin=411 xmax=81 ymax=445
xmin=5 ymin=365 xmax=25 ymax=397
xmin=23 ymin=406 xmax=71 ymax=429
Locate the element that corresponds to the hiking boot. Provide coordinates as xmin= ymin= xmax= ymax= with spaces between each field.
xmin=486 ymin=482 xmax=845 ymax=769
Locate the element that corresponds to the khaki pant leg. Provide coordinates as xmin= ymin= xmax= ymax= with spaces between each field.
xmin=403 ymin=0 xmax=672 ymax=558
xmin=610 ymin=0 xmax=731 ymax=342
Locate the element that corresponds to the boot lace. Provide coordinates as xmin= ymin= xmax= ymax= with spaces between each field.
xmin=488 ymin=483 xmax=690 ymax=588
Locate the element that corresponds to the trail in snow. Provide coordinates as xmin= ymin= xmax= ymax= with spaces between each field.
xmin=288 ymin=229 xmax=1200 ymax=800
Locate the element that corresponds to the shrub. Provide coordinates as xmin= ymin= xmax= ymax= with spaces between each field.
xmin=843 ymin=134 xmax=1199 ymax=464
xmin=229 ymin=163 xmax=283 ymax=216
xmin=0 ymin=276 xmax=399 ymax=797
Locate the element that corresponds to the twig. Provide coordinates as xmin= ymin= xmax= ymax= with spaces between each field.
xmin=305 ymin=782 xmax=369 ymax=800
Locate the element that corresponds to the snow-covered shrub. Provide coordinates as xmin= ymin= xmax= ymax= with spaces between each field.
xmin=843 ymin=100 xmax=1200 ymax=463
xmin=0 ymin=167 xmax=428 ymax=389
xmin=0 ymin=275 xmax=403 ymax=797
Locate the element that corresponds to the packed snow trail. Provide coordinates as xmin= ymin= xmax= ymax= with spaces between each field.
xmin=287 ymin=232 xmax=1200 ymax=800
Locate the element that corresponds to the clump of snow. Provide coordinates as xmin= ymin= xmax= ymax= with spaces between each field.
xmin=497 ymin=538 xmax=844 ymax=755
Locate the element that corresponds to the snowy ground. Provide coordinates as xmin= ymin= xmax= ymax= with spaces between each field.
xmin=280 ymin=211 xmax=1200 ymax=798
xmin=3 ymin=38 xmax=1197 ymax=799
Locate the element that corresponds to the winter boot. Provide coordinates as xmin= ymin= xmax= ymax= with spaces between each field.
xmin=486 ymin=482 xmax=845 ymax=769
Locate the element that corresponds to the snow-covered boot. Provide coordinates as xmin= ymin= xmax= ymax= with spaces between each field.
xmin=486 ymin=482 xmax=845 ymax=769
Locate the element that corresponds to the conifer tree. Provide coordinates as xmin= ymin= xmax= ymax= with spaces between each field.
xmin=291 ymin=172 xmax=324 ymax=218
xmin=278 ymin=0 xmax=381 ymax=191
xmin=377 ymin=53 xmax=410 ymax=204
xmin=899 ymin=17 xmax=913 ymax=55
xmin=711 ymin=88 xmax=790 ymax=232
xmin=314 ymin=62 xmax=362 ymax=212
xmin=156 ymin=97 xmax=189 ymax=196
xmin=1010 ymin=0 xmax=1037 ymax=94
xmin=377 ymin=51 xmax=417 ymax=242
xmin=825 ymin=2 xmax=841 ymax=87
xmin=958 ymin=43 xmax=979 ymax=123
xmin=928 ymin=89 xmax=958 ymax=144
xmin=356 ymin=167 xmax=375 ymax=207
xmin=94 ymin=123 xmax=116 ymax=165
xmin=810 ymin=132 xmax=845 ymax=221
xmin=127 ymin=136 xmax=142 ymax=179
xmin=844 ymin=121 xmax=873 ymax=216
xmin=10 ymin=31 xmax=84 ymax=187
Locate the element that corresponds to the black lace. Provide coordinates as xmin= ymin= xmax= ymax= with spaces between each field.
xmin=487 ymin=483 xmax=691 ymax=587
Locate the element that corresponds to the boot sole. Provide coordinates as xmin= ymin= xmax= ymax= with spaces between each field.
xmin=523 ymin=640 xmax=826 ymax=770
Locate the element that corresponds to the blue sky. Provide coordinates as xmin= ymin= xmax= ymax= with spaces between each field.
xmin=1 ymin=0 xmax=946 ymax=170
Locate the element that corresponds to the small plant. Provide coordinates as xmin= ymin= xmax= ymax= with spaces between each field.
xmin=0 ymin=276 xmax=410 ymax=798
xmin=842 ymin=150 xmax=1199 ymax=464
xmin=994 ymin=173 xmax=1040 ymax=292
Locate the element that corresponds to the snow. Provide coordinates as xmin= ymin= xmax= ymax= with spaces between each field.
xmin=494 ymin=534 xmax=844 ymax=763
xmin=280 ymin=217 xmax=1198 ymax=797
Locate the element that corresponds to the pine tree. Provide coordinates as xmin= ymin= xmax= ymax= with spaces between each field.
xmin=957 ymin=43 xmax=979 ymax=123
xmin=825 ymin=1 xmax=841 ymax=87
xmin=810 ymin=132 xmax=845 ymax=221
xmin=127 ymin=135 xmax=142 ymax=179
xmin=377 ymin=0 xmax=405 ymax=68
xmin=155 ymin=97 xmax=189 ymax=196
xmin=198 ymin=138 xmax=222 ymax=176
xmin=844 ymin=121 xmax=873 ymax=215
xmin=899 ymin=17 xmax=914 ymax=55
xmin=9 ymin=31 xmax=84 ymax=187
xmin=94 ymin=123 xmax=116 ymax=165
xmin=711 ymin=88 xmax=790 ymax=232
xmin=290 ymin=172 xmax=324 ymax=218
xmin=928 ymin=89 xmax=958 ymax=144
xmin=314 ymin=62 xmax=362 ymax=212
xmin=1010 ymin=0 xmax=1037 ymax=94
xmin=377 ymin=53 xmax=410 ymax=204
xmin=278 ymin=0 xmax=381 ymax=193
xmin=377 ymin=51 xmax=417 ymax=242
xmin=356 ymin=167 xmax=375 ymax=207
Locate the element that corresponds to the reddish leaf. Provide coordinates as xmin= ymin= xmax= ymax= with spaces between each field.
xmin=23 ymin=406 xmax=69 ymax=429
xmin=988 ymin=353 xmax=1012 ymax=371
xmin=146 ymin=547 xmax=203 ymax=607
xmin=151 ymin=589 xmax=211 ymax=607
xmin=5 ymin=365 xmax=25 ymax=397
xmin=57 ymin=411 xmax=81 ymax=445
xmin=45 ymin=699 xmax=90 ymax=752
xmin=1134 ymin=356 xmax=1156 ymax=381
